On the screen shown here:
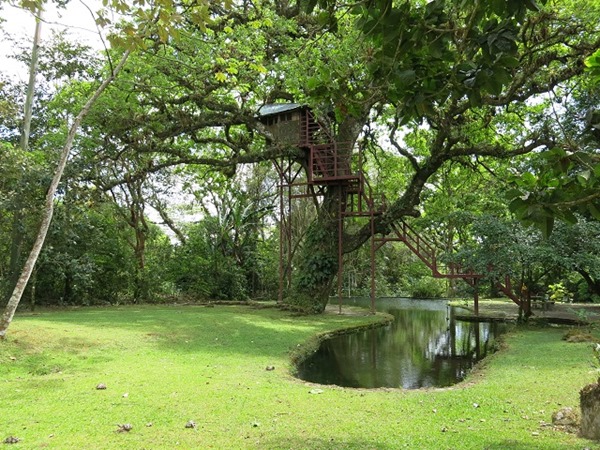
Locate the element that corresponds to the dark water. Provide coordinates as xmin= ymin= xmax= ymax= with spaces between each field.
xmin=296 ymin=298 xmax=507 ymax=389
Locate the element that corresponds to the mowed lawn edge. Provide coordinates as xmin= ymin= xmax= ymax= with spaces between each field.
xmin=0 ymin=304 xmax=598 ymax=449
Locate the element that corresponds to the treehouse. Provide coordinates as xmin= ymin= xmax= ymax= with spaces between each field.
xmin=257 ymin=103 xmax=306 ymax=146
xmin=260 ymin=102 xmax=526 ymax=315
xmin=258 ymin=103 xmax=354 ymax=182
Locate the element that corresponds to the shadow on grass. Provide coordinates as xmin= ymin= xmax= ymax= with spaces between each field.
xmin=481 ymin=440 xmax=579 ymax=450
xmin=13 ymin=305 xmax=379 ymax=360
xmin=259 ymin=436 xmax=574 ymax=450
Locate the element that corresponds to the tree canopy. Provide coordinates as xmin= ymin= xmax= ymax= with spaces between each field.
xmin=1 ymin=0 xmax=599 ymax=322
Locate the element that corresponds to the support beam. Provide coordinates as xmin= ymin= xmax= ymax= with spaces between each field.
xmin=473 ymin=278 xmax=479 ymax=316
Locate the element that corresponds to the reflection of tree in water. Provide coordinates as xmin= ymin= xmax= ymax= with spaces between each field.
xmin=296 ymin=299 xmax=505 ymax=389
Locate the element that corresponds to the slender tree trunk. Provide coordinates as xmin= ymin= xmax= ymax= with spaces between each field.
xmin=0 ymin=50 xmax=132 ymax=339
xmin=21 ymin=7 xmax=43 ymax=153
xmin=4 ymin=8 xmax=43 ymax=305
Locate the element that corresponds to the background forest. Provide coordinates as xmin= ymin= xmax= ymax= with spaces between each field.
xmin=1 ymin=0 xmax=600 ymax=312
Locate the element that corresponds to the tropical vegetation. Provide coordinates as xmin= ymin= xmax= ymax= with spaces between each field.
xmin=0 ymin=0 xmax=599 ymax=325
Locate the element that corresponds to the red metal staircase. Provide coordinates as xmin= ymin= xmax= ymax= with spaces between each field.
xmin=376 ymin=218 xmax=525 ymax=310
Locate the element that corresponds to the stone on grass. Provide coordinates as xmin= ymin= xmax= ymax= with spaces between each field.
xmin=551 ymin=407 xmax=579 ymax=426
xmin=3 ymin=436 xmax=20 ymax=444
xmin=96 ymin=383 xmax=107 ymax=390
xmin=116 ymin=423 xmax=133 ymax=433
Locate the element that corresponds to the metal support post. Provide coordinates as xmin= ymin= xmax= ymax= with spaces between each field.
xmin=338 ymin=194 xmax=344 ymax=315
xmin=473 ymin=278 xmax=479 ymax=316
xmin=370 ymin=211 xmax=376 ymax=314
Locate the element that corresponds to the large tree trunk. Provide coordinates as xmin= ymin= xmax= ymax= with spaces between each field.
xmin=286 ymin=188 xmax=342 ymax=313
xmin=578 ymin=269 xmax=600 ymax=298
xmin=0 ymin=50 xmax=132 ymax=339
xmin=581 ymin=380 xmax=600 ymax=440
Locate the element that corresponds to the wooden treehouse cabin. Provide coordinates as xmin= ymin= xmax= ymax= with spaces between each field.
xmin=258 ymin=103 xmax=527 ymax=316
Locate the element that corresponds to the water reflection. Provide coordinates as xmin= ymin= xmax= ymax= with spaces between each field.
xmin=296 ymin=298 xmax=506 ymax=389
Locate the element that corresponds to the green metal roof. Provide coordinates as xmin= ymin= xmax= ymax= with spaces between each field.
xmin=257 ymin=103 xmax=303 ymax=117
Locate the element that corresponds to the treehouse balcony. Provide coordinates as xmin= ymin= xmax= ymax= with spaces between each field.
xmin=258 ymin=103 xmax=360 ymax=184
xmin=308 ymin=142 xmax=358 ymax=184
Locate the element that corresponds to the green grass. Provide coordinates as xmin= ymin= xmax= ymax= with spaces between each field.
xmin=0 ymin=304 xmax=599 ymax=449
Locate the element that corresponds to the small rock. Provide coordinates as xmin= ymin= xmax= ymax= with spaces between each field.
xmin=116 ymin=423 xmax=132 ymax=433
xmin=146 ymin=423 xmax=153 ymax=427
xmin=185 ymin=420 xmax=196 ymax=429
xmin=309 ymin=389 xmax=324 ymax=394
xmin=473 ymin=403 xmax=480 ymax=408
xmin=552 ymin=407 xmax=579 ymax=426
xmin=122 ymin=393 xmax=129 ymax=398
xmin=9 ymin=356 xmax=16 ymax=361
xmin=3 ymin=436 xmax=20 ymax=444
xmin=265 ymin=365 xmax=275 ymax=371
xmin=531 ymin=432 xmax=540 ymax=436
xmin=96 ymin=383 xmax=107 ymax=390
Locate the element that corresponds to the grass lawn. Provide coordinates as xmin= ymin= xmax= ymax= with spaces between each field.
xmin=0 ymin=304 xmax=599 ymax=449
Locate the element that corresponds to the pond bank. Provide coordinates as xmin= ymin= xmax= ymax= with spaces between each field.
xmin=453 ymin=299 xmax=600 ymax=325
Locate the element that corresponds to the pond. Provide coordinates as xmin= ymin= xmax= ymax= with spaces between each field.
xmin=296 ymin=297 xmax=507 ymax=389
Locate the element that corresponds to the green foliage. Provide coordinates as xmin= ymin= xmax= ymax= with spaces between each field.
xmin=507 ymin=148 xmax=600 ymax=236
xmin=3 ymin=0 xmax=599 ymax=316
xmin=171 ymin=221 xmax=248 ymax=300
xmin=586 ymin=49 xmax=600 ymax=84
xmin=407 ymin=276 xmax=446 ymax=299
xmin=33 ymin=202 xmax=172 ymax=306
xmin=548 ymin=282 xmax=573 ymax=303
xmin=342 ymin=0 xmax=549 ymax=121
xmin=294 ymin=226 xmax=337 ymax=293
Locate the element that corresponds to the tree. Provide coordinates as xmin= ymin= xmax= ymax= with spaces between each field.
xmin=289 ymin=0 xmax=600 ymax=311
xmin=1 ymin=27 xmax=103 ymax=306
xmin=62 ymin=0 xmax=600 ymax=313
xmin=0 ymin=0 xmax=227 ymax=338
xmin=548 ymin=219 xmax=600 ymax=302
xmin=507 ymin=85 xmax=600 ymax=235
